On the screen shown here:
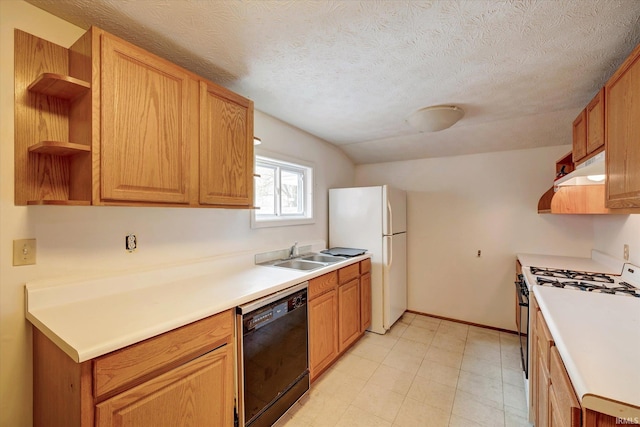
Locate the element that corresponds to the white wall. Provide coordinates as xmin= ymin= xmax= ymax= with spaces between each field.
xmin=0 ymin=3 xmax=355 ymax=425
xmin=355 ymin=146 xmax=596 ymax=330
xmin=593 ymin=216 xmax=640 ymax=266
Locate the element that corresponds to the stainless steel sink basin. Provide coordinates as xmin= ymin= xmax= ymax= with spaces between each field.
xmin=300 ymin=254 xmax=347 ymax=263
xmin=272 ymin=259 xmax=325 ymax=271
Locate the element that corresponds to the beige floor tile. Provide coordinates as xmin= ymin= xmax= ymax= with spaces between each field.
xmin=392 ymin=337 xmax=431 ymax=358
xmin=424 ymin=345 xmax=464 ymax=369
xmin=311 ymin=365 xmax=367 ymax=403
xmin=503 ymin=383 xmax=528 ymax=413
xmin=431 ymin=332 xmax=466 ymax=353
xmin=416 ymin=359 xmax=460 ymax=387
xmin=501 ymin=348 xmax=522 ymax=371
xmin=401 ymin=324 xmax=436 ymax=345
xmin=387 ymin=322 xmax=409 ymax=337
xmin=292 ymin=393 xmax=349 ymax=427
xmin=500 ymin=332 xmax=520 ymax=346
xmin=461 ymin=353 xmax=503 ymax=380
xmin=448 ymin=414 xmax=486 ymax=427
xmin=406 ymin=375 xmax=456 ymax=412
xmin=502 ymin=366 xmax=525 ymax=387
xmin=351 ymin=382 xmax=405 ymax=422
xmin=382 ymin=347 xmax=423 ymax=375
xmin=468 ymin=325 xmax=500 ymax=337
xmin=349 ymin=338 xmax=393 ymax=363
xmin=363 ymin=330 xmax=400 ymax=349
xmin=400 ymin=312 xmax=417 ymax=324
xmin=452 ymin=390 xmax=506 ymax=427
xmin=332 ymin=352 xmax=380 ymax=381
xmin=410 ymin=315 xmax=441 ymax=331
xmin=456 ymin=371 xmax=504 ymax=408
xmin=368 ymin=364 xmax=415 ymax=396
xmin=464 ymin=341 xmax=502 ymax=363
xmin=437 ymin=321 xmax=469 ymax=339
xmin=392 ymin=397 xmax=450 ymax=427
xmin=335 ymin=405 xmax=393 ymax=427
xmin=505 ymin=402 xmax=530 ymax=422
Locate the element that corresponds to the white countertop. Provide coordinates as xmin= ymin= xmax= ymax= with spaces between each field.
xmin=26 ymin=251 xmax=370 ymax=363
xmin=533 ymin=285 xmax=640 ymax=419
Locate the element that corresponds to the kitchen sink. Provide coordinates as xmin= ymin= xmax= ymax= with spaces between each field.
xmin=272 ymin=259 xmax=325 ymax=271
xmin=300 ymin=254 xmax=346 ymax=263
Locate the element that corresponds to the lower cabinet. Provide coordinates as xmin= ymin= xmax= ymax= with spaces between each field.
xmin=530 ymin=297 xmax=634 ymax=427
xmin=308 ymin=288 xmax=339 ymax=379
xmin=33 ymin=309 xmax=236 ymax=427
xmin=338 ymin=278 xmax=361 ymax=353
xmin=308 ymin=259 xmax=371 ymax=382
xmin=95 ymin=344 xmax=234 ymax=426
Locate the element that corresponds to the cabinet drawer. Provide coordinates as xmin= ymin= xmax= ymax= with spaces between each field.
xmin=94 ymin=309 xmax=233 ymax=400
xmin=339 ymin=263 xmax=359 ymax=284
xmin=536 ymin=311 xmax=554 ymax=370
xmin=360 ymin=258 xmax=371 ymax=274
xmin=309 ymin=271 xmax=338 ymax=299
xmin=550 ymin=347 xmax=581 ymax=427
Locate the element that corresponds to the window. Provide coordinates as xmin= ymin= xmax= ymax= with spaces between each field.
xmin=252 ymin=154 xmax=314 ymax=228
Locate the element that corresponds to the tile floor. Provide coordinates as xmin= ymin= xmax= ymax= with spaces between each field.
xmin=275 ymin=312 xmax=533 ymax=427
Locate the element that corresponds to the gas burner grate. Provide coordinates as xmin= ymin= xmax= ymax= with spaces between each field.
xmin=535 ymin=277 xmax=640 ymax=297
xmin=530 ymin=267 xmax=615 ymax=283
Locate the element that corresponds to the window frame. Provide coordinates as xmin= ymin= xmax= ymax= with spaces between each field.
xmin=251 ymin=151 xmax=315 ymax=229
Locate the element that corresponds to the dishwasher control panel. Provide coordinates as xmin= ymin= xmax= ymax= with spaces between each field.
xmin=243 ymin=288 xmax=307 ymax=332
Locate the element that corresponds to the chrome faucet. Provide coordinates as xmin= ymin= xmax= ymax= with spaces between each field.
xmin=289 ymin=242 xmax=299 ymax=259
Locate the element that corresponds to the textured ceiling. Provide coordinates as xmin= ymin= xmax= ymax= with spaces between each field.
xmin=23 ymin=0 xmax=640 ymax=164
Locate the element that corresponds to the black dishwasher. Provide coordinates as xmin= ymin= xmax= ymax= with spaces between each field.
xmin=237 ymin=282 xmax=309 ymax=427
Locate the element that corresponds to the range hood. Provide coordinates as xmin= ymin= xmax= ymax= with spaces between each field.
xmin=554 ymin=151 xmax=605 ymax=187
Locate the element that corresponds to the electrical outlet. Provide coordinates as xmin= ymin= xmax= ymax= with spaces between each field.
xmin=623 ymin=244 xmax=629 ymax=261
xmin=477 ymin=250 xmax=481 ymax=257
xmin=125 ymin=234 xmax=137 ymax=252
xmin=13 ymin=238 xmax=36 ymax=266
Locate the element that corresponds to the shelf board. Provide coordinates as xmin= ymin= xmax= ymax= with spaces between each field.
xmin=27 ymin=200 xmax=91 ymax=206
xmin=28 ymin=141 xmax=91 ymax=156
xmin=28 ymin=73 xmax=90 ymax=99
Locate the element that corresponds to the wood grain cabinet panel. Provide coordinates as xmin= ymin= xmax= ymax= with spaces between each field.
xmin=309 ymin=271 xmax=338 ymax=299
xmin=605 ymin=43 xmax=640 ymax=208
xmin=360 ymin=271 xmax=371 ymax=332
xmin=586 ymin=88 xmax=605 ymax=155
xmin=100 ymin=33 xmax=195 ymax=204
xmin=96 ymin=343 xmax=234 ymax=427
xmin=199 ymin=81 xmax=254 ymax=207
xmin=338 ymin=278 xmax=361 ymax=353
xmin=308 ymin=289 xmax=338 ymax=381
xmin=572 ymin=110 xmax=587 ymax=164
xmin=549 ymin=347 xmax=581 ymax=427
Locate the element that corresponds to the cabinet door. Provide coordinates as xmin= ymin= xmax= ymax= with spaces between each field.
xmin=549 ymin=348 xmax=581 ymax=427
xmin=360 ymin=272 xmax=371 ymax=332
xmin=309 ymin=290 xmax=338 ymax=381
xmin=96 ymin=343 xmax=234 ymax=427
xmin=338 ymin=279 xmax=361 ymax=353
xmin=605 ymin=44 xmax=640 ymax=208
xmin=536 ymin=347 xmax=550 ymax=427
xmin=572 ymin=110 xmax=587 ymax=164
xmin=586 ymin=88 xmax=605 ymax=155
xmin=101 ymin=33 xmax=195 ymax=204
xmin=199 ymin=81 xmax=253 ymax=207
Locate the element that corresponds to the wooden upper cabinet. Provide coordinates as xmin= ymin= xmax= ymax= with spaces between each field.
xmin=605 ymin=43 xmax=640 ymax=208
xmin=572 ymin=110 xmax=587 ymax=164
xmin=100 ymin=33 xmax=196 ymax=204
xmin=199 ymin=81 xmax=254 ymax=207
xmin=586 ymin=88 xmax=605 ymax=155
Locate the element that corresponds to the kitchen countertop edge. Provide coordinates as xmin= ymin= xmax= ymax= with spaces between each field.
xmin=26 ymin=253 xmax=371 ymax=363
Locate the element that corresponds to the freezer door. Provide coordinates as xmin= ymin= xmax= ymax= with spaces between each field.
xmin=382 ymin=186 xmax=407 ymax=235
xmin=329 ymin=186 xmax=383 ymax=249
xmin=382 ymin=232 xmax=407 ymax=329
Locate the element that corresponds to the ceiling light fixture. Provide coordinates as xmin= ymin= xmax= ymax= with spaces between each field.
xmin=407 ymin=105 xmax=465 ymax=132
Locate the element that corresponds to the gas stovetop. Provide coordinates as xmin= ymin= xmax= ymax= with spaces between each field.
xmin=529 ymin=265 xmax=640 ymax=298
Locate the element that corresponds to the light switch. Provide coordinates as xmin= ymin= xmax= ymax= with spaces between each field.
xmin=13 ymin=239 xmax=36 ymax=266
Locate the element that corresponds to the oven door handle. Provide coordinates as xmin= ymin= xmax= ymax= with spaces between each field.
xmin=514 ymin=276 xmax=529 ymax=307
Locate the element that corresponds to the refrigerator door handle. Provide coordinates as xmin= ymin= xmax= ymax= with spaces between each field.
xmin=386 ymin=199 xmax=393 ymax=236
xmin=385 ymin=236 xmax=393 ymax=268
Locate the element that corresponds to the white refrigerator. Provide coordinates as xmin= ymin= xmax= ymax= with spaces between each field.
xmin=329 ymin=185 xmax=407 ymax=334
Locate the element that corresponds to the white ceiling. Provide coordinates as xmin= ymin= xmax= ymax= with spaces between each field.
xmin=24 ymin=0 xmax=640 ymax=164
